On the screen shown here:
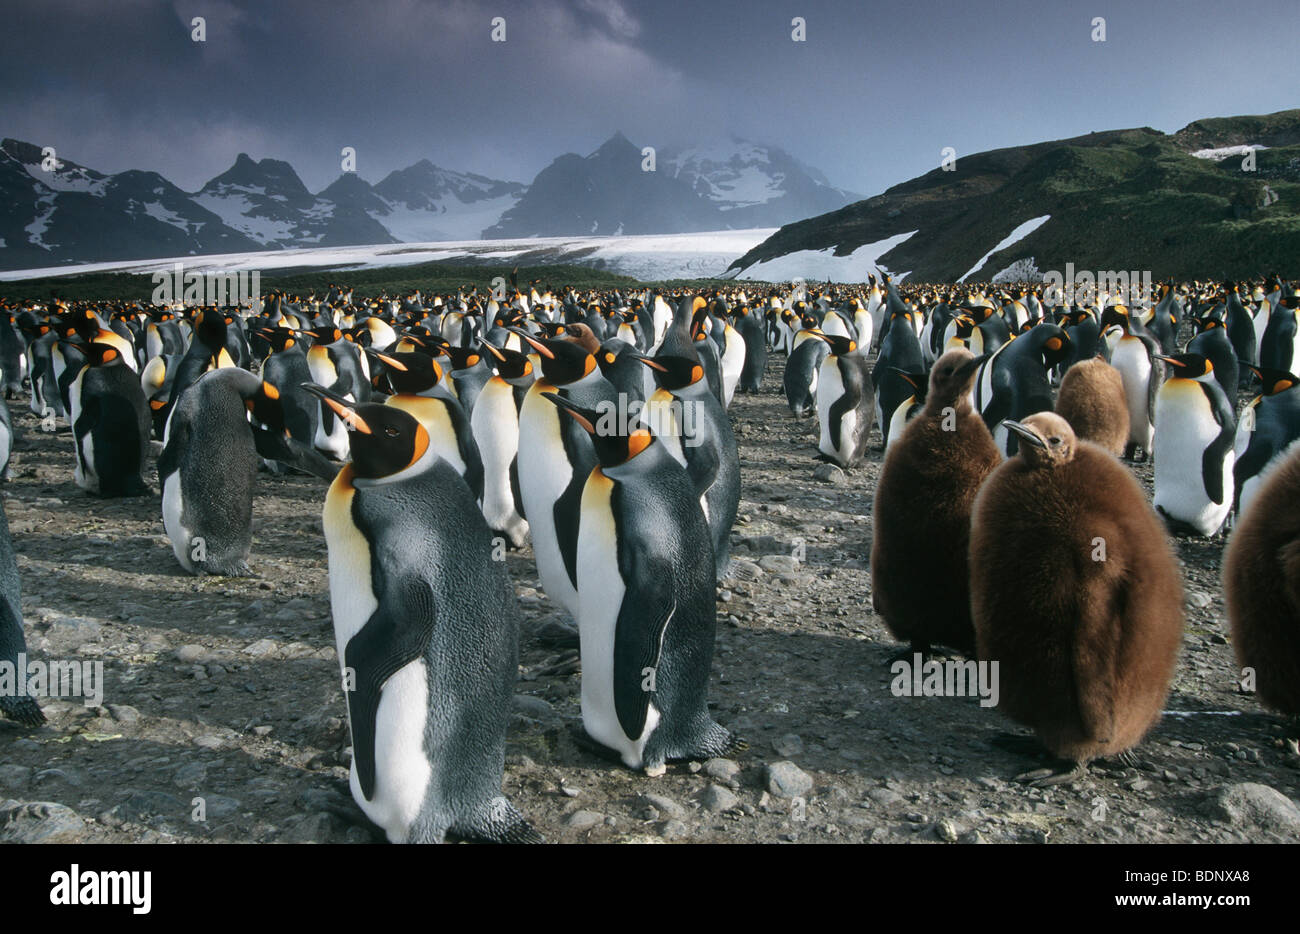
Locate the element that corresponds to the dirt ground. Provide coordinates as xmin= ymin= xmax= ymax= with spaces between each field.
xmin=1 ymin=353 xmax=1298 ymax=845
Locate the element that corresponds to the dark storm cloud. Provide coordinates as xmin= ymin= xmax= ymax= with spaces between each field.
xmin=2 ymin=0 xmax=1297 ymax=198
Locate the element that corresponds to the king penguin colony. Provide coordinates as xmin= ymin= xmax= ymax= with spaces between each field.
xmin=0 ymin=270 xmax=1295 ymax=843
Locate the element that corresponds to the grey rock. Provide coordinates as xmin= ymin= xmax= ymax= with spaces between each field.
xmin=173 ymin=762 xmax=209 ymax=787
xmin=174 ymin=645 xmax=208 ymax=663
xmin=113 ymin=791 xmax=186 ymax=823
xmin=812 ymin=463 xmax=846 ymax=484
xmin=285 ymin=811 xmax=353 ymax=843
xmin=107 ymin=704 xmax=140 ymax=723
xmin=1207 ymin=783 xmax=1300 ymax=836
xmin=758 ymin=555 xmax=800 ymax=574
xmin=868 ymin=787 xmax=904 ymax=807
xmin=0 ymin=801 xmax=84 ymax=843
xmin=1187 ymin=591 xmax=1213 ymax=609
xmin=639 ymin=793 xmax=686 ymax=820
xmin=703 ymin=758 xmax=741 ymax=783
xmin=564 ymin=810 xmax=604 ymax=830
xmin=201 ymin=795 xmax=242 ymax=820
xmin=243 ymin=639 xmax=278 ymax=658
xmin=765 ymin=761 xmax=813 ymax=798
xmin=725 ymin=558 xmax=764 ymax=582
xmin=935 ymin=818 xmax=959 ymax=842
xmin=701 ymin=784 xmax=741 ymax=813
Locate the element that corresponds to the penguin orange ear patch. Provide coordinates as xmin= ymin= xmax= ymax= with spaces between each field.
xmin=262 ymin=381 xmax=279 ymax=400
xmin=627 ymin=429 xmax=653 ymax=460
xmin=1045 ymin=337 xmax=1062 ymax=351
xmin=101 ymin=348 xmax=118 ymax=363
xmin=605 ymin=352 xmax=616 ymax=364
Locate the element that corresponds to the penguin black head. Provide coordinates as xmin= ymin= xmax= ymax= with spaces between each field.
xmin=477 ymin=339 xmax=534 ymax=381
xmin=258 ymin=327 xmax=299 ymax=353
xmin=442 ymin=344 xmax=485 ymax=371
xmin=636 ymin=353 xmax=705 ymax=391
xmin=302 ymin=385 xmax=429 ymax=480
xmin=244 ymin=379 xmax=286 ymax=432
xmin=542 ymin=392 xmax=654 ymax=468
xmin=926 ymin=349 xmax=984 ymax=407
xmin=1156 ymin=352 xmax=1213 ymax=381
xmin=1248 ymin=365 xmax=1300 ymax=396
xmin=80 ymin=341 xmax=126 ymax=368
xmin=1003 ymin=413 xmax=1077 ymax=469
xmin=819 ymin=334 xmax=858 ymax=356
xmin=509 ymin=328 xmax=596 ymax=385
xmin=299 ymin=326 xmax=343 ymax=345
xmin=192 ymin=308 xmax=229 ymax=349
xmin=367 ymin=350 xmax=443 ymax=394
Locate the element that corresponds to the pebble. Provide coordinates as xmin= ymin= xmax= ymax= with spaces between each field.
xmin=765 ymin=761 xmax=813 ymax=798
xmin=812 ymin=464 xmax=847 ymax=484
xmin=658 ymin=819 xmax=689 ymax=839
xmin=639 ymin=793 xmax=686 ymax=821
xmin=935 ymin=818 xmax=959 ymax=842
xmin=0 ymin=802 xmax=84 ymax=844
xmin=564 ymin=810 xmax=604 ymax=830
xmin=107 ymin=704 xmax=140 ymax=723
xmin=700 ymin=784 xmax=741 ymax=813
xmin=758 ymin=555 xmax=800 ymax=574
xmin=243 ymin=639 xmax=278 ymax=658
xmin=703 ymin=758 xmax=741 ymax=783
xmin=174 ymin=645 xmax=209 ymax=664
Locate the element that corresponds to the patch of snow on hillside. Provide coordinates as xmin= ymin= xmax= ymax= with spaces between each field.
xmin=378 ymin=192 xmax=521 ymax=242
xmin=193 ymin=192 xmax=295 ymax=244
xmin=959 ymin=215 xmax=1051 ymax=282
xmin=141 ymin=201 xmax=193 ymax=233
xmin=1190 ymin=144 xmax=1267 ymax=161
xmin=734 ymin=231 xmax=919 ymax=283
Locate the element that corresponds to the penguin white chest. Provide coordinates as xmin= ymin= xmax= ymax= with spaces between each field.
xmin=472 ymin=379 xmax=526 ymax=540
xmin=162 ymin=469 xmax=194 ymax=572
xmin=576 ymin=471 xmax=659 ymax=768
xmin=1153 ymin=382 xmax=1233 ymax=535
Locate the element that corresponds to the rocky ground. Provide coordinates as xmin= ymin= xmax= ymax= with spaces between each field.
xmin=1 ymin=354 xmax=1299 ymax=845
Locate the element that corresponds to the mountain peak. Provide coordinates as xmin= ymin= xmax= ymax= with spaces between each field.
xmin=592 ymin=132 xmax=637 ymax=158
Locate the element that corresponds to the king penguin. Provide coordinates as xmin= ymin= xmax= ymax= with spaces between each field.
xmin=1152 ymin=352 xmax=1236 ymax=537
xmin=315 ymin=395 xmax=540 ymax=843
xmin=971 ymin=412 xmax=1183 ymax=780
xmin=1233 ymin=365 xmax=1300 ymax=516
xmin=816 ymin=335 xmax=874 ymax=468
xmin=544 ymin=393 xmax=740 ymax=775
xmin=67 ymin=342 xmax=151 ymax=497
xmin=872 ymin=349 xmax=1000 ymax=658
xmin=469 ymin=340 xmax=533 ymax=548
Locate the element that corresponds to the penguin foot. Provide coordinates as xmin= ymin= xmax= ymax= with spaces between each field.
xmin=722 ymin=733 xmax=750 ymax=756
xmin=1014 ymin=762 xmax=1088 ymax=787
xmin=566 ymin=723 xmax=627 ymax=765
xmin=0 ymin=696 xmax=46 ymax=727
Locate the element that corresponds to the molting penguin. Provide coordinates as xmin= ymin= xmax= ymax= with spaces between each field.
xmin=872 ymin=349 xmax=1000 ymax=658
xmin=67 ymin=343 xmax=151 ymax=496
xmin=316 ymin=396 xmax=540 ymax=843
xmin=544 ymin=393 xmax=739 ymax=775
xmin=816 ymin=335 xmax=874 ymax=469
xmin=1054 ymin=356 xmax=1129 ymax=456
xmin=971 ymin=413 xmax=1183 ymax=778
xmin=160 ymin=368 xmax=331 ymax=576
xmin=1223 ymin=441 xmax=1300 ymax=717
xmin=1152 ymin=352 xmax=1235 ymax=537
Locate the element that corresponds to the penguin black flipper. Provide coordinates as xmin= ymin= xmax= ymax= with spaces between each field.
xmin=614 ymin=552 xmax=675 ymax=742
xmin=1200 ymin=382 xmax=1237 ymax=505
xmin=509 ymin=453 xmax=525 ymax=521
xmin=251 ymin=426 xmax=339 ymax=481
xmin=345 ymin=577 xmax=438 ymax=801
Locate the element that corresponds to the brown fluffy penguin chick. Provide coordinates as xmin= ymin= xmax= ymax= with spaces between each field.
xmin=871 ymin=349 xmax=1001 ymax=657
xmin=970 ymin=412 xmax=1183 ymax=775
xmin=1223 ymin=444 xmax=1300 ymax=716
xmin=1055 ymin=356 xmax=1129 ymax=456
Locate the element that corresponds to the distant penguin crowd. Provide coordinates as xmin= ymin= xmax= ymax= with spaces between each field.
xmin=0 ymin=268 xmax=1297 ymax=838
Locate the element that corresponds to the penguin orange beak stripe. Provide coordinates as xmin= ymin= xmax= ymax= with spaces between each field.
xmin=1155 ymin=355 xmax=1185 ymax=367
xmin=633 ymin=355 xmax=669 ymax=372
xmin=373 ymin=352 xmax=407 ymax=372
xmin=540 ymin=391 xmax=596 ymax=434
xmin=301 ymin=383 xmax=371 ymax=434
xmin=509 ymin=327 xmax=555 ymax=359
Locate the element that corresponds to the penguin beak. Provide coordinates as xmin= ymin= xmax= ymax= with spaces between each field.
xmin=1002 ymin=420 xmax=1046 ymax=449
xmin=477 ymin=338 xmax=507 ymax=362
xmin=632 ymin=354 xmax=669 ymax=372
xmin=508 ymin=327 xmax=555 ymax=359
xmin=541 ymin=392 xmax=597 ymax=434
xmin=889 ymin=367 xmax=919 ymax=390
xmin=364 ymin=349 xmax=407 ymax=372
xmin=301 ymin=383 xmax=371 ymax=434
xmin=1155 ymin=355 xmax=1185 ymax=368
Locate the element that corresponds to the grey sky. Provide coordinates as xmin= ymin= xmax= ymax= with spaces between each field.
xmin=2 ymin=0 xmax=1296 ymax=197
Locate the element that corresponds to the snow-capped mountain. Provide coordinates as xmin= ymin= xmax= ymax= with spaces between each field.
xmin=194 ymin=153 xmax=396 ymax=248
xmin=485 ymin=132 xmax=860 ymax=239
xmin=661 ymin=137 xmax=861 ymax=228
xmin=0 ymin=133 xmax=855 ymax=271
xmin=372 ymin=160 xmax=526 ymax=241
